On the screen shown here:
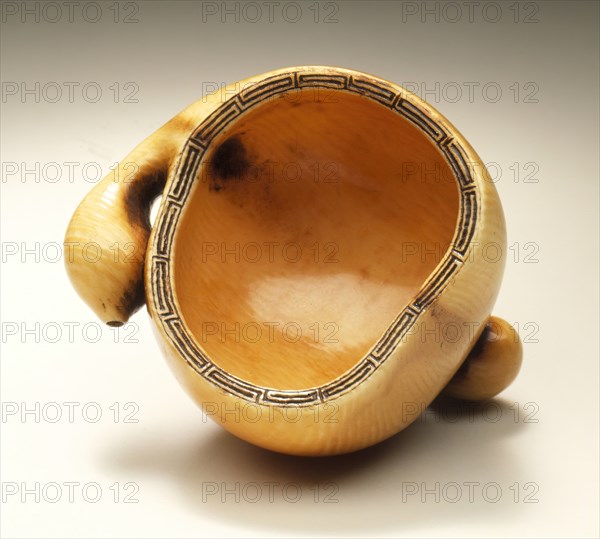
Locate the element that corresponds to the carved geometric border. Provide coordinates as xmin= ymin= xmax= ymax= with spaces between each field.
xmin=150 ymin=69 xmax=479 ymax=407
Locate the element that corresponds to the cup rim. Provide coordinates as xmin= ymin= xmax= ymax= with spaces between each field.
xmin=146 ymin=65 xmax=482 ymax=406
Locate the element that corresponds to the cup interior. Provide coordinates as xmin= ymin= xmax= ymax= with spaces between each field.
xmin=172 ymin=87 xmax=459 ymax=390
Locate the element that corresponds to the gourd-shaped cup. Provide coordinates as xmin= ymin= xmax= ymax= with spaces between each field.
xmin=65 ymin=66 xmax=522 ymax=456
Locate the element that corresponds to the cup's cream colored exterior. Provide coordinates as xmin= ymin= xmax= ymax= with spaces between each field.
xmin=141 ymin=67 xmax=507 ymax=456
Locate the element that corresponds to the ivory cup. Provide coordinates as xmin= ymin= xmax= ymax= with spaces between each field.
xmin=65 ymin=66 xmax=522 ymax=456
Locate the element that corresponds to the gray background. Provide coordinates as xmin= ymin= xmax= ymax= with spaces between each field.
xmin=1 ymin=1 xmax=598 ymax=537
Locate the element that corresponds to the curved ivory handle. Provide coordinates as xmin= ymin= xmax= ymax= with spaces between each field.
xmin=64 ymin=98 xmax=219 ymax=325
xmin=64 ymin=137 xmax=173 ymax=326
xmin=442 ymin=316 xmax=523 ymax=401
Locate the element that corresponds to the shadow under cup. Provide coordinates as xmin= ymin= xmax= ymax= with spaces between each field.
xmin=172 ymin=88 xmax=460 ymax=391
